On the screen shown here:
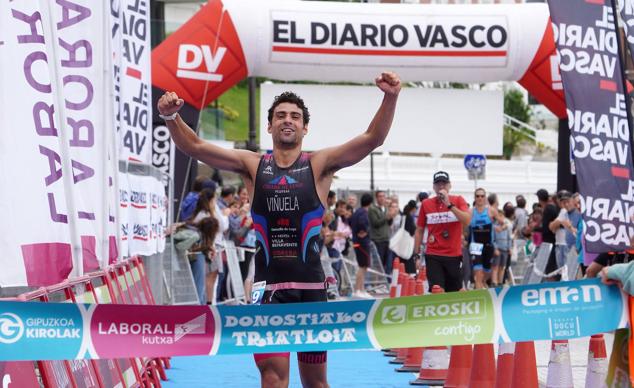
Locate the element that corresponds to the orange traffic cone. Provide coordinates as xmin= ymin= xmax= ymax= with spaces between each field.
xmin=510 ymin=342 xmax=538 ymax=388
xmin=414 ymin=279 xmax=423 ymax=295
xmin=546 ymin=340 xmax=573 ymax=388
xmin=390 ymin=278 xmax=414 ymax=365
xmin=410 ymin=285 xmax=449 ymax=385
xmin=396 ymin=280 xmax=425 ymax=373
xmin=418 ymin=266 xmax=429 ymax=292
xmin=389 ymin=267 xmax=404 ymax=298
xmin=444 ymin=344 xmax=473 ymax=388
xmin=389 ymin=257 xmax=400 ymax=291
xmin=468 ymin=343 xmax=496 ymax=388
xmin=410 ymin=347 xmax=450 ymax=386
xmin=494 ymin=342 xmax=515 ymax=388
xmin=585 ymin=334 xmax=607 ymax=388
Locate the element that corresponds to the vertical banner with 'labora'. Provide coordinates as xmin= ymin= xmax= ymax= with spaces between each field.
xmin=548 ymin=0 xmax=634 ymax=252
xmin=0 ymin=1 xmax=110 ymax=286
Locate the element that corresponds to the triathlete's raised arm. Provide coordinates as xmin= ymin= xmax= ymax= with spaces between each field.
xmin=157 ymin=92 xmax=257 ymax=175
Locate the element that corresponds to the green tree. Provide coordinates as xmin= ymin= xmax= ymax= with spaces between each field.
xmin=503 ymin=88 xmax=533 ymax=159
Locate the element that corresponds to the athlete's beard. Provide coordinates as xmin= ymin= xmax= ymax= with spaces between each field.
xmin=274 ymin=136 xmax=300 ymax=149
xmin=274 ymin=128 xmax=302 ymax=149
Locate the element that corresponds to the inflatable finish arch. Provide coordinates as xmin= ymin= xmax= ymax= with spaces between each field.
xmin=151 ymin=0 xmax=566 ymax=119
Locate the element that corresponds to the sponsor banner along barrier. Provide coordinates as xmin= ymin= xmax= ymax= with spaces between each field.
xmin=0 ymin=279 xmax=627 ymax=361
xmin=548 ymin=0 xmax=634 ymax=253
xmin=151 ymin=0 xmax=566 ymax=119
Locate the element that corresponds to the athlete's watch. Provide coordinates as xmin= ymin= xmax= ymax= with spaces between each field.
xmin=447 ymin=203 xmax=455 ymax=210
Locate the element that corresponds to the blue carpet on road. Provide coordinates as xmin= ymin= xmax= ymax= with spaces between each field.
xmin=162 ymin=349 xmax=426 ymax=387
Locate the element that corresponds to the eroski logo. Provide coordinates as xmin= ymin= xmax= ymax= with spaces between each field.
xmin=381 ymin=305 xmax=406 ymax=324
xmin=177 ymin=44 xmax=227 ymax=82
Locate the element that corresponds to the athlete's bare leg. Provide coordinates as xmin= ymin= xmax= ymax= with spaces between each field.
xmin=298 ymin=361 xmax=329 ymax=388
xmin=473 ymin=269 xmax=485 ymax=289
xmin=256 ymin=356 xmax=290 ymax=388
xmin=244 ymin=279 xmax=253 ymax=303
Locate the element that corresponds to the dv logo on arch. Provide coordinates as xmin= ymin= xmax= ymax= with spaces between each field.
xmin=177 ymin=44 xmax=227 ymax=82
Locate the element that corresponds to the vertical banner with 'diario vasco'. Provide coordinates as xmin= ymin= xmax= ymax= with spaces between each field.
xmin=548 ymin=0 xmax=634 ymax=253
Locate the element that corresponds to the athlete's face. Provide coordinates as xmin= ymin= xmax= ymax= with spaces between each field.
xmin=268 ymin=102 xmax=307 ymax=147
xmin=474 ymin=190 xmax=486 ymax=205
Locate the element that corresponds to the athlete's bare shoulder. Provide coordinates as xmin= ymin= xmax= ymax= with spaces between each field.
xmin=236 ymin=150 xmax=262 ymax=182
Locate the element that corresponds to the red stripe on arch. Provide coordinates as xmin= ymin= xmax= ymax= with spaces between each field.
xmin=272 ymin=46 xmax=507 ymax=57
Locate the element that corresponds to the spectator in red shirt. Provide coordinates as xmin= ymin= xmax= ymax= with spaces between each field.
xmin=413 ymin=171 xmax=471 ymax=292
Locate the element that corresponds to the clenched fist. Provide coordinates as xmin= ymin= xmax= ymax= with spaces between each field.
xmin=157 ymin=91 xmax=184 ymax=116
xmin=375 ymin=71 xmax=401 ymax=96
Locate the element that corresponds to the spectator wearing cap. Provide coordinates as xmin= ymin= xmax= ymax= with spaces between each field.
xmin=180 ymin=175 xmax=217 ymax=221
xmin=414 ymin=171 xmax=471 ymax=292
xmin=550 ymin=190 xmax=577 ymax=270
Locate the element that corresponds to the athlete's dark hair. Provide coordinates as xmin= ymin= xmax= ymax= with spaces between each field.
xmin=267 ymin=91 xmax=310 ymax=125
xmin=361 ymin=193 xmax=373 ymax=207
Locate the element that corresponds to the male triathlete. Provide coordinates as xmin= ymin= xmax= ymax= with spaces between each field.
xmin=469 ymin=188 xmax=497 ymax=289
xmin=157 ymin=72 xmax=401 ymax=388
